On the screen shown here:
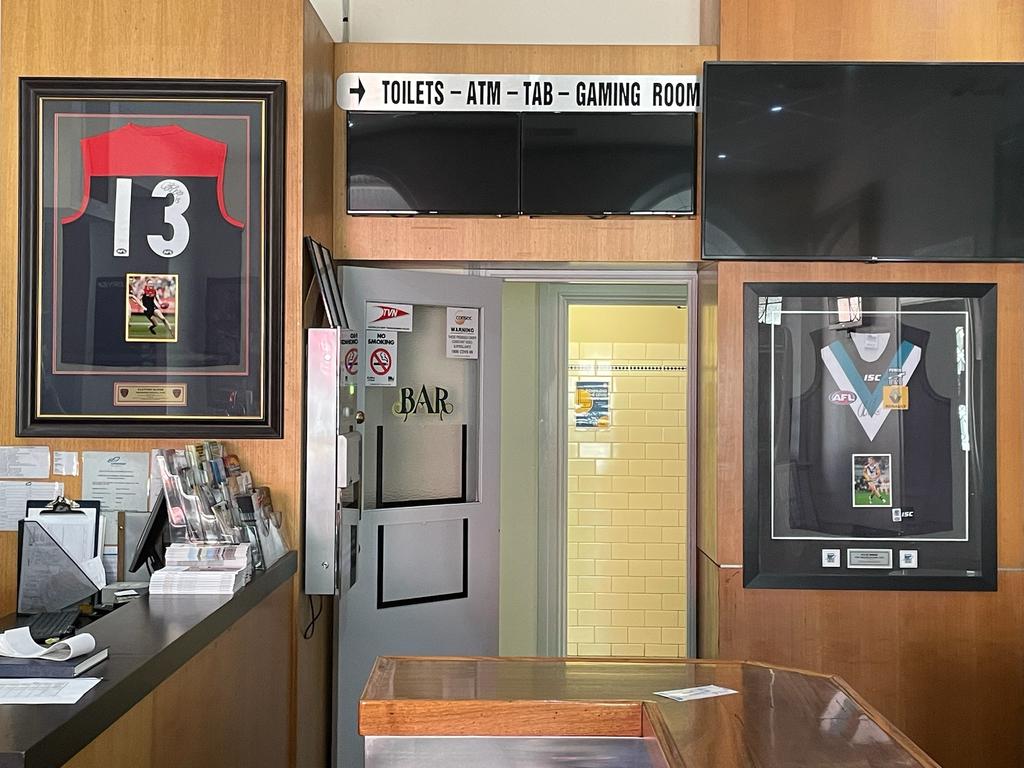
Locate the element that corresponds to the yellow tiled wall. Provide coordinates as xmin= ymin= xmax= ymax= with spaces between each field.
xmin=567 ymin=305 xmax=688 ymax=658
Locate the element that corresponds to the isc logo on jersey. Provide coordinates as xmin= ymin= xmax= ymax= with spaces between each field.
xmin=829 ymin=391 xmax=858 ymax=405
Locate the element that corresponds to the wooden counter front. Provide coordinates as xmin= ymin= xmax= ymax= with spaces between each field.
xmin=360 ymin=656 xmax=938 ymax=767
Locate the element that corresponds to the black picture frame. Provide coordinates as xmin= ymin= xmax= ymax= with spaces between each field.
xmin=743 ymin=282 xmax=997 ymax=591
xmin=18 ymin=78 xmax=285 ymax=437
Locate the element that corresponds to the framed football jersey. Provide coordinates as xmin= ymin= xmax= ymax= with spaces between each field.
xmin=743 ymin=283 xmax=996 ymax=590
xmin=17 ymin=78 xmax=284 ymax=437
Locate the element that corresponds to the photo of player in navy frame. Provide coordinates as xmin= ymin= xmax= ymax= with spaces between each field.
xmin=743 ymin=282 xmax=997 ymax=592
xmin=17 ymin=78 xmax=284 ymax=437
xmin=852 ymin=454 xmax=891 ymax=508
xmin=125 ymin=274 xmax=177 ymax=343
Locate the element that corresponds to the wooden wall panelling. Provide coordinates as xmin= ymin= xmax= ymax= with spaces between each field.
xmin=297 ymin=3 xmax=337 ymax=767
xmin=63 ymin=581 xmax=292 ymax=768
xmin=695 ymin=550 xmax=719 ymax=659
xmin=711 ymin=259 xmax=1024 ymax=768
xmin=0 ymin=2 xmax=334 ymax=766
xmin=696 ymin=265 xmax=718 ymax=563
xmin=334 ymin=43 xmax=717 ymax=262
xmin=700 ymin=0 xmax=721 ymax=45
xmin=706 ymin=3 xmax=1024 ymax=766
xmin=0 ymin=0 xmax=305 ymax=608
xmin=719 ymin=0 xmax=1024 ymax=61
xmin=718 ymin=568 xmax=1024 ymax=768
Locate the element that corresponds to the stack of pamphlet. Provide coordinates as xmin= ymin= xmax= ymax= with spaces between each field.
xmin=150 ymin=543 xmax=253 ymax=595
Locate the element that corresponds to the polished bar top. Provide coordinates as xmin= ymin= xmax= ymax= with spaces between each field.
xmin=0 ymin=551 xmax=296 ymax=768
xmin=360 ymin=656 xmax=938 ymax=768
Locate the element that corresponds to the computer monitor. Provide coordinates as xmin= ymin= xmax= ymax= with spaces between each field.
xmin=129 ymin=490 xmax=169 ymax=573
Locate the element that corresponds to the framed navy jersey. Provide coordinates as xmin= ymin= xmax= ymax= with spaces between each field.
xmin=743 ymin=283 xmax=996 ymax=591
xmin=18 ymin=78 xmax=284 ymax=437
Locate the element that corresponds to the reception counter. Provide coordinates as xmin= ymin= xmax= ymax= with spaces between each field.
xmin=0 ymin=552 xmax=296 ymax=768
xmin=359 ymin=656 xmax=938 ymax=767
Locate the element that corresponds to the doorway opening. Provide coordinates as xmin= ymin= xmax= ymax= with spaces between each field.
xmin=496 ymin=274 xmax=696 ymax=659
xmin=566 ymin=303 xmax=688 ymax=657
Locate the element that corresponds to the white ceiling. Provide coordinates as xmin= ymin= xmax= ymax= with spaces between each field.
xmin=310 ymin=0 xmax=700 ymax=45
xmin=309 ymin=0 xmax=345 ymax=42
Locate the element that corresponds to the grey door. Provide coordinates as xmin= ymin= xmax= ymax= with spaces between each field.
xmin=337 ymin=266 xmax=502 ymax=767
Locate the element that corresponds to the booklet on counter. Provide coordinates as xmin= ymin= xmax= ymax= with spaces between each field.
xmin=0 ymin=627 xmax=107 ymax=678
xmin=0 ymin=649 xmax=108 ymax=678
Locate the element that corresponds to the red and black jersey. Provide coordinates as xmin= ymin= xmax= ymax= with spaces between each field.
xmin=59 ymin=123 xmax=244 ymax=367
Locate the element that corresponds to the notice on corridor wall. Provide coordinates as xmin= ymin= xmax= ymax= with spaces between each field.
xmin=575 ymin=380 xmax=610 ymax=429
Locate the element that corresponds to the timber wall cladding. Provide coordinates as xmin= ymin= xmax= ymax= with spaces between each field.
xmin=334 ymin=43 xmax=716 ymax=262
xmin=0 ymin=0 xmax=303 ymax=610
xmin=0 ymin=2 xmax=334 ymax=766
xmin=706 ymin=3 xmax=1024 ymax=763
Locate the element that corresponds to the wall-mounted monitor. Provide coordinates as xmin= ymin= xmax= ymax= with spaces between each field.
xmin=346 ymin=112 xmax=520 ymax=215
xmin=702 ymin=62 xmax=1024 ymax=261
xmin=521 ymin=113 xmax=696 ymax=215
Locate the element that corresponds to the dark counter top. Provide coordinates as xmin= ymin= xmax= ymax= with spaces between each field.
xmin=0 ymin=551 xmax=296 ymax=768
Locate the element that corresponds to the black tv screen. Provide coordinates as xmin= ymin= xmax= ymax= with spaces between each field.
xmin=346 ymin=112 xmax=520 ymax=215
xmin=702 ymin=63 xmax=1024 ymax=261
xmin=521 ymin=113 xmax=696 ymax=215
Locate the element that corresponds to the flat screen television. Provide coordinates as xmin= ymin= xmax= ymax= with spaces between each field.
xmin=521 ymin=113 xmax=696 ymax=215
xmin=346 ymin=112 xmax=520 ymax=215
xmin=702 ymin=62 xmax=1024 ymax=261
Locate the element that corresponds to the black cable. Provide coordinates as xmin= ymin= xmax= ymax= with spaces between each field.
xmin=303 ymin=595 xmax=324 ymax=640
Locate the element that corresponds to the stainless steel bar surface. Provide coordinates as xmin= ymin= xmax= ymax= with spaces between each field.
xmin=365 ymin=736 xmax=667 ymax=768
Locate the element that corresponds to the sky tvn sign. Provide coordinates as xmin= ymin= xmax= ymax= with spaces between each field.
xmin=366 ymin=301 xmax=413 ymax=332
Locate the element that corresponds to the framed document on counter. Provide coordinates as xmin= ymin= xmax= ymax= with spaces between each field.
xmin=743 ymin=282 xmax=997 ymax=590
xmin=17 ymin=78 xmax=285 ymax=437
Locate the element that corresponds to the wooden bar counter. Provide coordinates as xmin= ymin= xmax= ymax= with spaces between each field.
xmin=360 ymin=656 xmax=938 ymax=767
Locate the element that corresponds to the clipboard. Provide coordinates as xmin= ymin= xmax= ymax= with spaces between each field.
xmin=26 ymin=496 xmax=101 ymax=563
xmin=16 ymin=520 xmax=98 ymax=614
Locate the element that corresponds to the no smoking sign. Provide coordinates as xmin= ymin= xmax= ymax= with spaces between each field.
xmin=370 ymin=348 xmax=391 ymax=375
xmin=365 ymin=330 xmax=398 ymax=387
xmin=345 ymin=347 xmax=359 ymax=375
xmin=340 ymin=329 xmax=359 ymax=385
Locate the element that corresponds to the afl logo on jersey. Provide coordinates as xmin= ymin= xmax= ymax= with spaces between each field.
xmin=829 ymin=390 xmax=858 ymax=405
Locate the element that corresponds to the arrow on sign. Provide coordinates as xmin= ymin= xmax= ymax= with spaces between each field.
xmin=349 ymin=78 xmax=365 ymax=103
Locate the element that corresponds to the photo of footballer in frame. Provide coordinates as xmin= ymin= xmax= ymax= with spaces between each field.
xmin=126 ymin=274 xmax=178 ymax=342
xmin=852 ymin=454 xmax=891 ymax=507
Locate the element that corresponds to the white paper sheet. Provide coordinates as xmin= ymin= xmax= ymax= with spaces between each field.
xmin=0 ymin=447 xmax=51 ymax=479
xmin=26 ymin=505 xmax=99 ymax=565
xmin=0 ymin=481 xmax=63 ymax=532
xmin=53 ymin=451 xmax=80 ymax=476
xmin=654 ymin=685 xmax=738 ymax=702
xmin=0 ymin=627 xmax=96 ymax=660
xmin=82 ymin=451 xmax=149 ymax=511
xmin=0 ymin=677 xmax=102 ymax=704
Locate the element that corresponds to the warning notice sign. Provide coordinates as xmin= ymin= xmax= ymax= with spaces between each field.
xmin=446 ymin=307 xmax=479 ymax=359
xmin=366 ymin=331 xmax=398 ymax=387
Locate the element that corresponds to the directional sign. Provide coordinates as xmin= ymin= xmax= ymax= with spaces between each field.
xmin=337 ymin=73 xmax=701 ymax=113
